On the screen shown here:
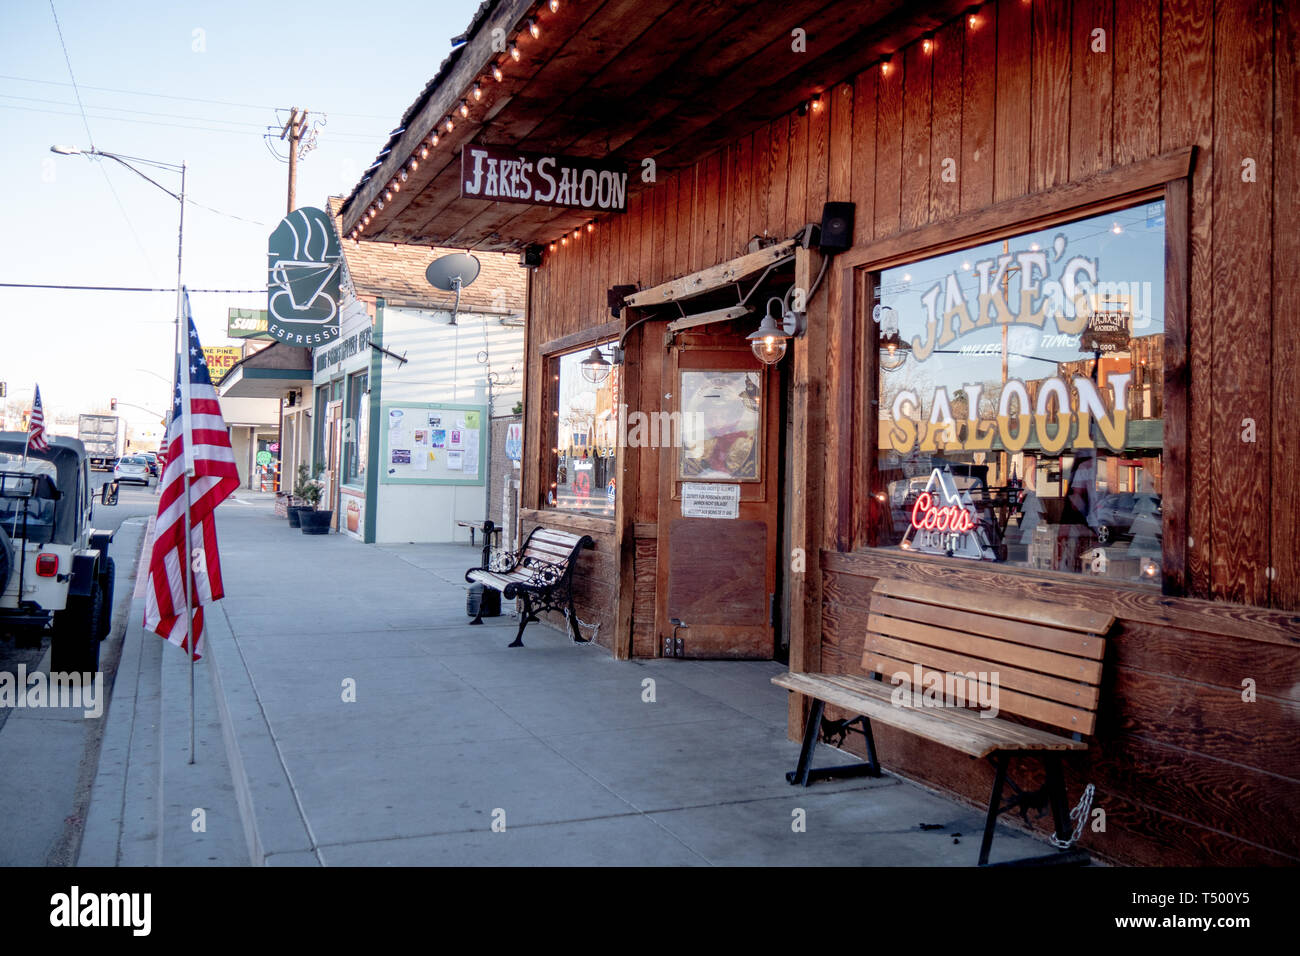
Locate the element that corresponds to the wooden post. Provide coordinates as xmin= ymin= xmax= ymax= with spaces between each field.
xmin=611 ymin=308 xmax=640 ymax=661
xmin=787 ymin=246 xmax=828 ymax=741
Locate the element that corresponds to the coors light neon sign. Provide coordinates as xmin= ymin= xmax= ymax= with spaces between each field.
xmin=900 ymin=468 xmax=997 ymax=561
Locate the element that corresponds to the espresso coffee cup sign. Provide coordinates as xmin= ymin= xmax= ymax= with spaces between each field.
xmin=266 ymin=206 xmax=343 ymax=347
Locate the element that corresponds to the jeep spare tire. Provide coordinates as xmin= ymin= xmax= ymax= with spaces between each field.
xmin=0 ymin=524 xmax=13 ymax=596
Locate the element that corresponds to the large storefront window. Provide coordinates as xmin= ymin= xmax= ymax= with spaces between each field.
xmin=872 ymin=201 xmax=1166 ymax=586
xmin=548 ymin=345 xmax=620 ymax=516
xmin=345 ymin=371 xmax=368 ymax=484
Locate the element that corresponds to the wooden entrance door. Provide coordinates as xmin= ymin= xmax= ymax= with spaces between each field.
xmin=326 ymin=400 xmax=343 ymax=530
xmin=655 ymin=335 xmax=782 ymax=658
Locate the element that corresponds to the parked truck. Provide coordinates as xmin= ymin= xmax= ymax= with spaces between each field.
xmin=77 ymin=414 xmax=123 ymax=471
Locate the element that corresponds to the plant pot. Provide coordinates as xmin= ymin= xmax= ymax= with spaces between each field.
xmin=287 ymin=506 xmax=309 ymax=528
xmin=300 ymin=510 xmax=332 ymax=535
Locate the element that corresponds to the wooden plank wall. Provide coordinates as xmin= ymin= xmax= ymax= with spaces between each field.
xmin=528 ymin=0 xmax=1296 ymax=613
xmin=821 ymin=550 xmax=1300 ymax=866
xmin=518 ymin=0 xmax=1300 ymax=863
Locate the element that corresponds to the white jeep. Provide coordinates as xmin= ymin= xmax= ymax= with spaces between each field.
xmin=0 ymin=433 xmax=117 ymax=672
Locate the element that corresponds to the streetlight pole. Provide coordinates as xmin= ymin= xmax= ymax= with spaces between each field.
xmin=50 ymin=145 xmax=198 ymax=765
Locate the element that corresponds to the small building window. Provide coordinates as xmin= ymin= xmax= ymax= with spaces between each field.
xmin=345 ymin=371 xmax=368 ymax=484
xmin=312 ymin=385 xmax=328 ymax=473
xmin=547 ymin=344 xmax=619 ymax=516
xmin=870 ymin=200 xmax=1166 ymax=586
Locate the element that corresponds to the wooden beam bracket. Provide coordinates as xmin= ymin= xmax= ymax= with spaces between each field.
xmin=625 ymin=240 xmax=796 ymax=308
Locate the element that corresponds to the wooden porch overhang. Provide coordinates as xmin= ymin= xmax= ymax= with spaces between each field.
xmin=340 ymin=0 xmax=970 ymax=252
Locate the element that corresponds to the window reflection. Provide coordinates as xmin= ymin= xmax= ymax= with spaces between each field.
xmin=873 ymin=201 xmax=1166 ymax=586
xmin=550 ymin=346 xmax=619 ymax=516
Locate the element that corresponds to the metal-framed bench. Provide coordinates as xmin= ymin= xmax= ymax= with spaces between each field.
xmin=772 ymin=578 xmax=1113 ymax=866
xmin=465 ymin=526 xmax=593 ymax=647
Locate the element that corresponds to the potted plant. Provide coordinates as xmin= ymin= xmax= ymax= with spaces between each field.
xmin=298 ymin=471 xmax=333 ymax=535
xmin=287 ymin=465 xmax=314 ymax=528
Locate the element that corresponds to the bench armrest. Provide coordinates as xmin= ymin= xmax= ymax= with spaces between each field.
xmin=516 ymin=556 xmax=569 ymax=587
xmin=486 ymin=547 xmax=522 ymax=572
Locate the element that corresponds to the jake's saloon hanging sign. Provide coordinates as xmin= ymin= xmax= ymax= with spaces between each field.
xmin=461 ymin=144 xmax=628 ymax=212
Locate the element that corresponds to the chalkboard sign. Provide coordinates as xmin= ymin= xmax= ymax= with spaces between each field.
xmin=380 ymin=402 xmax=486 ymax=485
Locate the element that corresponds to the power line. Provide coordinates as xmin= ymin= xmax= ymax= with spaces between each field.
xmin=0 ymin=283 xmax=264 ymax=293
xmin=183 ymin=198 xmax=265 ymax=227
xmin=0 ymin=91 xmax=277 ymax=129
xmin=47 ymin=0 xmax=92 ymax=148
xmin=0 ymin=72 xmax=397 ymax=119
xmin=48 ymin=0 xmax=163 ymax=278
xmin=97 ymin=150 xmax=161 ymax=278
xmin=0 ymin=102 xmax=385 ymax=141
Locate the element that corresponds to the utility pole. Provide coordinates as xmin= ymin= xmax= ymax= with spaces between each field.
xmin=279 ymin=107 xmax=307 ymax=214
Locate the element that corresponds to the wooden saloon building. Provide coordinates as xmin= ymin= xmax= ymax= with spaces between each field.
xmin=341 ymin=0 xmax=1298 ymax=865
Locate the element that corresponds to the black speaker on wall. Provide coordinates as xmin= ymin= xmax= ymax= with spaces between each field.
xmin=520 ymin=244 xmax=544 ymax=268
xmin=607 ymin=283 xmax=638 ymax=317
xmin=819 ymin=201 xmax=855 ymax=255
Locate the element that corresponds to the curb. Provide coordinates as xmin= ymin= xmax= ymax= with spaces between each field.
xmin=206 ymin=601 xmax=319 ymax=866
xmin=78 ymin=521 xmax=160 ymax=866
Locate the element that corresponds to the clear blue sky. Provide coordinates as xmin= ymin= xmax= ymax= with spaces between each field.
xmin=0 ymin=0 xmax=481 ymax=432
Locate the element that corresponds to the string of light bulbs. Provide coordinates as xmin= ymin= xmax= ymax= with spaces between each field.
xmin=349 ymin=0 xmax=992 ymax=255
xmin=532 ymin=3 xmax=992 ymax=254
xmin=349 ymin=0 xmax=562 ymax=242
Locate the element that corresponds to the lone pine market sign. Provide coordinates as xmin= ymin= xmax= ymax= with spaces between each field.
xmin=461 ymin=144 xmax=628 ymax=212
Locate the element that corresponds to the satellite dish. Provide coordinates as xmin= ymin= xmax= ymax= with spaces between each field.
xmin=425 ymin=253 xmax=480 ymax=291
xmin=425 ymin=253 xmax=480 ymax=326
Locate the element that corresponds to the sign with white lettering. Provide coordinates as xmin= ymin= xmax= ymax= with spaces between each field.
xmin=267 ymin=206 xmax=342 ymax=347
xmin=461 ymin=144 xmax=628 ymax=213
xmin=227 ymin=308 xmax=273 ymax=340
xmin=681 ymin=481 xmax=741 ymax=519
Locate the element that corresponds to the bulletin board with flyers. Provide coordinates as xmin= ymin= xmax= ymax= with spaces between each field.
xmin=379 ymin=402 xmax=486 ymax=485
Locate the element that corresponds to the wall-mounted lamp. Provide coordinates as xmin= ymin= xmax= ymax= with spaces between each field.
xmin=747 ymin=294 xmax=804 ymax=365
xmin=580 ymin=345 xmax=614 ymax=384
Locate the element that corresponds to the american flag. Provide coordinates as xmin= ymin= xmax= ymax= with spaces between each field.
xmin=27 ymin=385 xmax=49 ymax=453
xmin=144 ymin=292 xmax=240 ymax=660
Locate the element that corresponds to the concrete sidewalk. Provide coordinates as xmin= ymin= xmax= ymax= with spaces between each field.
xmin=88 ymin=495 xmax=1051 ymax=866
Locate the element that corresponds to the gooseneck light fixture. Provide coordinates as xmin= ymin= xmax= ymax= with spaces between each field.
xmin=580 ymin=345 xmax=613 ymax=384
xmin=747 ymin=296 xmax=797 ymax=365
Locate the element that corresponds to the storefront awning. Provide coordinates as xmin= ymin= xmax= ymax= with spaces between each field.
xmin=218 ymin=343 xmax=312 ymax=400
xmin=340 ymin=0 xmax=969 ymax=251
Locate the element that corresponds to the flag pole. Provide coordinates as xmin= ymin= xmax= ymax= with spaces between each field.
xmin=171 ymin=162 xmax=197 ymax=766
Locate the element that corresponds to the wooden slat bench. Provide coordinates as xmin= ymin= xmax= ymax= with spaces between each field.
xmin=772 ymin=578 xmax=1114 ymax=865
xmin=465 ymin=526 xmax=593 ymax=647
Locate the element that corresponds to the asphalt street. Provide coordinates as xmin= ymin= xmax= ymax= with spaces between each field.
xmin=0 ymin=472 xmax=155 ymax=865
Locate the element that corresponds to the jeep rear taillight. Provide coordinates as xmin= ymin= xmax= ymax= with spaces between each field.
xmin=35 ymin=553 xmax=58 ymax=577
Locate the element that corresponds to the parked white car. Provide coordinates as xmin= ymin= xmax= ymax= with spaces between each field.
xmin=113 ymin=456 xmax=152 ymax=486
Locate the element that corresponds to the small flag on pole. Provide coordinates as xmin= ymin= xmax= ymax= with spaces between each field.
xmin=144 ymin=291 xmax=240 ymax=660
xmin=27 ymin=385 xmax=49 ymax=452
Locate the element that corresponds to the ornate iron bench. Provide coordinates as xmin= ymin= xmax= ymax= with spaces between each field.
xmin=772 ymin=578 xmax=1114 ymax=865
xmin=465 ymin=526 xmax=593 ymax=647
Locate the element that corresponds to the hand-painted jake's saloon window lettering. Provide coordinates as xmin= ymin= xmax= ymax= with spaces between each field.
xmin=872 ymin=201 xmax=1166 ymax=587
